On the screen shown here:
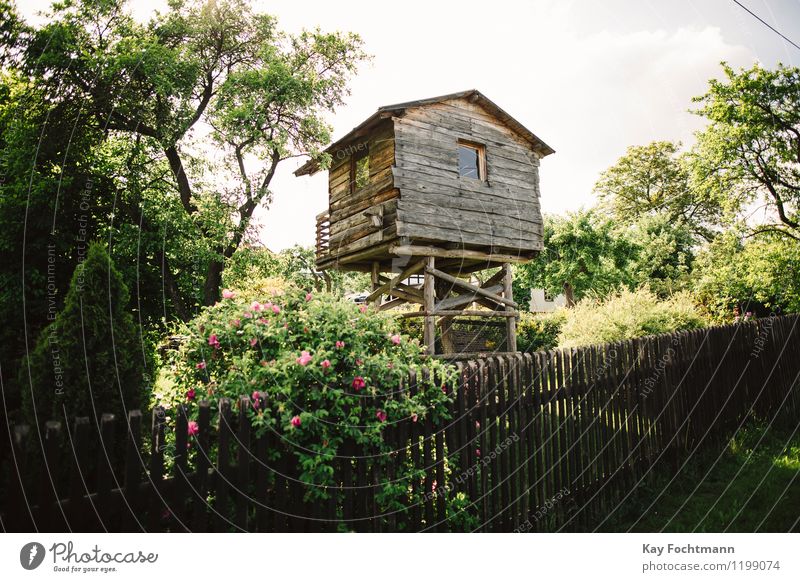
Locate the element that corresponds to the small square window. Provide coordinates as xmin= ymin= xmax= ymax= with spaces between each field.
xmin=458 ymin=141 xmax=486 ymax=180
xmin=351 ymin=149 xmax=369 ymax=192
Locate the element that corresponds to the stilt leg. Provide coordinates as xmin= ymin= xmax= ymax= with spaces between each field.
xmin=423 ymin=257 xmax=436 ymax=355
xmin=503 ymin=263 xmax=517 ymax=352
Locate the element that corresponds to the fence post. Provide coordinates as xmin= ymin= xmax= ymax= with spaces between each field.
xmin=68 ymin=417 xmax=90 ymax=530
xmin=235 ymin=395 xmax=251 ymax=531
xmin=122 ymin=410 xmax=142 ymax=531
xmin=96 ymin=414 xmax=116 ymax=529
xmin=214 ymin=398 xmax=232 ymax=532
xmin=147 ymin=407 xmax=165 ymax=531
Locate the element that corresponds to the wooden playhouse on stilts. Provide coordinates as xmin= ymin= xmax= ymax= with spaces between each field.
xmin=295 ymin=90 xmax=554 ymax=356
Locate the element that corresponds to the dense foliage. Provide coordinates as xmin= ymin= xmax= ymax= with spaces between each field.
xmin=516 ymin=311 xmax=566 ymax=352
xmin=693 ymin=231 xmax=800 ymax=322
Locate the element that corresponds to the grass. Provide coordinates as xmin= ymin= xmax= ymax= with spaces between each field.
xmin=598 ymin=420 xmax=800 ymax=532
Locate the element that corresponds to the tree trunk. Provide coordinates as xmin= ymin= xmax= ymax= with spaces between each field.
xmin=563 ymin=281 xmax=575 ymax=308
xmin=203 ymin=259 xmax=223 ymax=306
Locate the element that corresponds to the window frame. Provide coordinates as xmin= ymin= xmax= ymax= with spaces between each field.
xmin=350 ymin=145 xmax=370 ymax=193
xmin=457 ymin=139 xmax=487 ymax=181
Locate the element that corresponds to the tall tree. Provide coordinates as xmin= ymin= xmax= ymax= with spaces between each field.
xmin=690 ymin=62 xmax=800 ymax=241
xmin=594 ymin=140 xmax=719 ymax=241
xmin=626 ymin=213 xmax=695 ymax=297
xmin=513 ymin=209 xmax=636 ymax=307
xmin=19 ymin=0 xmax=367 ymax=311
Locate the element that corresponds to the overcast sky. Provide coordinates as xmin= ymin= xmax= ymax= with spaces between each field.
xmin=19 ymin=0 xmax=800 ymax=250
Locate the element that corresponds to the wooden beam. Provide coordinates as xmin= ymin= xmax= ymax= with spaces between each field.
xmin=434 ymin=284 xmax=504 ymax=312
xmin=433 ymin=351 xmax=522 ymax=361
xmin=387 ymin=287 xmax=424 ymax=305
xmin=503 ymin=263 xmax=518 ymax=352
xmin=370 ymin=262 xmax=380 ymax=306
xmin=400 ymin=309 xmax=519 ymax=318
xmin=423 ymin=257 xmax=436 ymax=355
xmin=425 ymin=266 xmax=518 ymax=309
xmin=481 ymin=269 xmax=506 ymax=288
xmin=378 ymin=297 xmax=408 ymax=312
xmin=365 ymin=259 xmax=426 ymax=304
xmin=389 ymin=244 xmax=531 ymax=264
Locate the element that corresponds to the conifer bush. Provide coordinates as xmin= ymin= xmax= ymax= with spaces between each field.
xmin=21 ymin=243 xmax=147 ymax=424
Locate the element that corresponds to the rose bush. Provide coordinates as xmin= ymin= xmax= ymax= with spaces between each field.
xmin=158 ymin=282 xmax=458 ymax=521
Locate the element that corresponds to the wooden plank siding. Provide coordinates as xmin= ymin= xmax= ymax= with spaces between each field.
xmin=319 ymin=120 xmax=398 ymax=267
xmin=393 ymin=97 xmax=544 ymax=253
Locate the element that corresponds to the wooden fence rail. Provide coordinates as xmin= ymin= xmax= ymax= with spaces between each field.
xmin=2 ymin=315 xmax=799 ymax=532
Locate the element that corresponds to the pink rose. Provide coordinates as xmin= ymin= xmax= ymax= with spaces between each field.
xmin=250 ymin=338 xmax=258 ymax=347
xmin=390 ymin=334 xmax=401 ymax=345
xmin=231 ymin=319 xmax=241 ymax=328
xmin=186 ymin=388 xmax=196 ymax=401
xmin=208 ymin=334 xmax=220 ymax=349
xmin=376 ymin=410 xmax=387 ymax=422
xmin=359 ymin=304 xmax=367 ymax=314
xmin=475 ymin=449 xmax=481 ymax=457
xmin=411 ymin=413 xmax=418 ymax=423
xmin=291 ymin=415 xmax=302 ymax=428
xmin=356 ymin=359 xmax=363 ymax=366
xmin=243 ymin=311 xmax=253 ymax=319
xmin=251 ymin=391 xmax=260 ymax=409
xmin=251 ymin=300 xmax=262 ymax=312
xmin=335 ymin=340 xmax=345 ymax=349
xmin=222 ymin=289 xmax=236 ymax=299
xmin=305 ymin=293 xmax=313 ymax=302
xmin=196 ymin=361 xmax=206 ymax=370
xmin=296 ymin=351 xmax=312 ymax=366
xmin=187 ymin=421 xmax=199 ymax=436
xmin=352 ymin=376 xmax=366 ymax=391
xmin=321 ymin=359 xmax=331 ymax=370
xmin=272 ymin=304 xmax=281 ymax=314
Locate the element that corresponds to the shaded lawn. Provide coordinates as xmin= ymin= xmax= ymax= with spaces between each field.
xmin=599 ymin=421 xmax=800 ymax=532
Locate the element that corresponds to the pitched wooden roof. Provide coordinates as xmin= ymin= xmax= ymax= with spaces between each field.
xmin=294 ymin=89 xmax=554 ymax=177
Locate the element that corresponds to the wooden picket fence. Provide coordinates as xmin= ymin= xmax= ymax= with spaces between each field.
xmin=2 ymin=315 xmax=799 ymax=532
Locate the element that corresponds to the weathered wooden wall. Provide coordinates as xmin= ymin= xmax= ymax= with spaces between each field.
xmin=323 ymin=119 xmax=398 ymax=265
xmin=393 ymin=98 xmax=544 ymax=254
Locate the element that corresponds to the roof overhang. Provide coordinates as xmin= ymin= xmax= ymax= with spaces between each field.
xmin=294 ymin=89 xmax=555 ymax=177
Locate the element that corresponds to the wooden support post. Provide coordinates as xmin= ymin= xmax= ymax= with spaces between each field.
xmin=370 ymin=262 xmax=380 ymax=306
xmin=423 ymin=257 xmax=436 ymax=355
xmin=503 ymin=263 xmax=518 ymax=352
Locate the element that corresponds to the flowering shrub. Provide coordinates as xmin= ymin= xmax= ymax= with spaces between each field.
xmin=159 ymin=283 xmax=457 ymax=520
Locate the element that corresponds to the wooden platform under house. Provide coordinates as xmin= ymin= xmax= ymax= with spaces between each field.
xmin=295 ymin=89 xmax=554 ymax=356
